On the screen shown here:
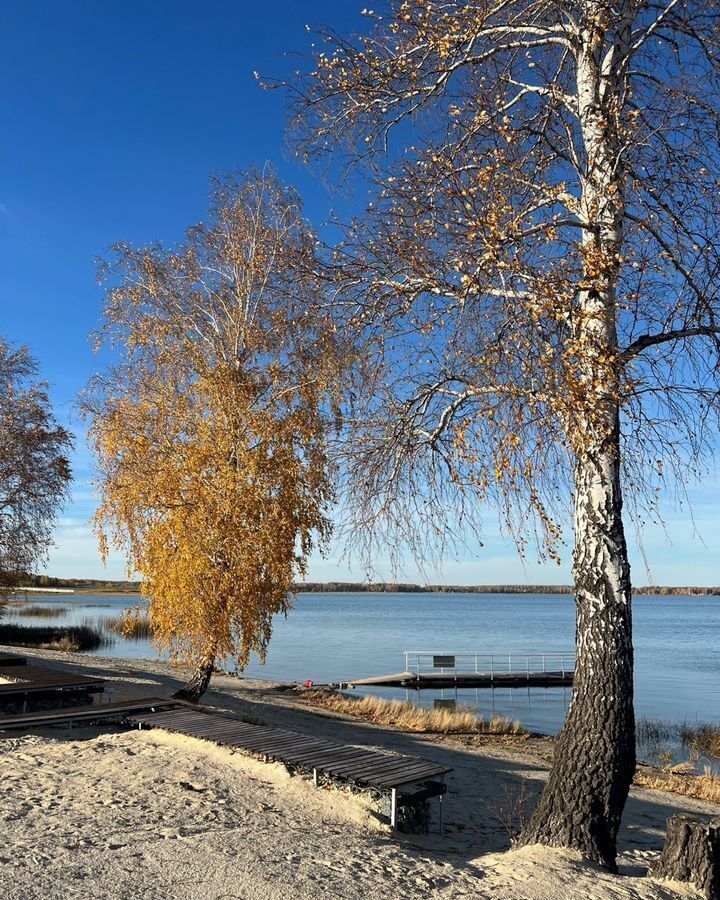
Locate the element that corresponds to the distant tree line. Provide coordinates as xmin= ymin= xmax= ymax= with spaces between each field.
xmin=19 ymin=575 xmax=718 ymax=596
xmin=19 ymin=574 xmax=139 ymax=593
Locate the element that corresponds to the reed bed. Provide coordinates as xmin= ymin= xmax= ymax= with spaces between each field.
xmin=15 ymin=605 xmax=68 ymax=619
xmin=636 ymin=717 xmax=677 ymax=746
xmin=105 ymin=611 xmax=153 ymax=640
xmin=680 ymin=723 xmax=720 ymax=759
xmin=301 ymin=690 xmax=526 ymax=735
xmin=0 ymin=623 xmax=107 ymax=652
xmin=637 ymin=717 xmax=720 ymax=760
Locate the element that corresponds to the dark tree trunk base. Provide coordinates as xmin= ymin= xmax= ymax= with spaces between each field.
xmin=172 ymin=660 xmax=214 ymax=703
xmin=650 ymin=815 xmax=720 ymax=899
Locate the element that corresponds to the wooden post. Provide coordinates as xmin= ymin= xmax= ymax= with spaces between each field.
xmin=651 ymin=815 xmax=720 ymax=899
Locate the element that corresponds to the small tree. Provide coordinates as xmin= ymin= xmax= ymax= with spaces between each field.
xmin=0 ymin=338 xmax=72 ymax=594
xmin=277 ymin=1 xmax=720 ymax=868
xmin=87 ymin=170 xmax=342 ymax=701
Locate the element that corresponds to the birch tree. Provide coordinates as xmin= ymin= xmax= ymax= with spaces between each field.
xmin=277 ymin=1 xmax=720 ymax=868
xmin=87 ymin=170 xmax=342 ymax=701
xmin=0 ymin=338 xmax=72 ymax=593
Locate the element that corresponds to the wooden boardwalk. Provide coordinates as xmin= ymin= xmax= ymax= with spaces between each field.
xmin=128 ymin=706 xmax=451 ymax=830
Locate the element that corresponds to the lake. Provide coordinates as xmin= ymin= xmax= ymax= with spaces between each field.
xmin=4 ymin=591 xmax=720 ymax=742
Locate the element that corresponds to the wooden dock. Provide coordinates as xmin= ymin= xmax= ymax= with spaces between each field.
xmin=128 ymin=706 xmax=452 ymax=830
xmin=341 ymin=651 xmax=575 ymax=690
xmin=343 ymin=670 xmax=573 ymax=689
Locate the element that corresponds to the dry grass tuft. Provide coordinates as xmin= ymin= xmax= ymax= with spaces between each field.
xmin=635 ymin=767 xmax=720 ymax=803
xmin=301 ymin=690 xmax=526 ymax=735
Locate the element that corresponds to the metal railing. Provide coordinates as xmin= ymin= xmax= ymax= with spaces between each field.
xmin=403 ymin=650 xmax=575 ymax=678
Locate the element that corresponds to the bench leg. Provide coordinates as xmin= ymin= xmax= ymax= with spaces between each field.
xmin=439 ymin=775 xmax=445 ymax=837
xmin=390 ymin=788 xmax=398 ymax=829
xmin=313 ymin=768 xmax=318 ymax=787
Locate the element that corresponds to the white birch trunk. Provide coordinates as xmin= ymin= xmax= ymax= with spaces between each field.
xmin=519 ymin=4 xmax=637 ymax=868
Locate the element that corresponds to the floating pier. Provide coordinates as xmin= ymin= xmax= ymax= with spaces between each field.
xmin=340 ymin=650 xmax=575 ymax=690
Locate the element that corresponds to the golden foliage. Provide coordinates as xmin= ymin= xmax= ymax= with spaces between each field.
xmin=87 ymin=170 xmax=344 ymax=670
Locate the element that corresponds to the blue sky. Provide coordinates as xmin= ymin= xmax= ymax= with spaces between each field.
xmin=0 ymin=1 xmax=717 ymax=586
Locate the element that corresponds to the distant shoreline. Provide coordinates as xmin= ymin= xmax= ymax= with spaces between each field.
xmin=12 ymin=578 xmax=720 ymax=597
xmin=296 ymin=583 xmax=719 ymax=596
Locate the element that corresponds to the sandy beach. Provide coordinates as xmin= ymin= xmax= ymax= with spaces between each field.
xmin=1 ymin=647 xmax=717 ymax=900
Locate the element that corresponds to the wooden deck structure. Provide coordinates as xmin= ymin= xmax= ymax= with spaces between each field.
xmin=128 ymin=706 xmax=452 ymax=831
xmin=0 ymin=653 xmax=27 ymax=667
xmin=0 ymin=662 xmax=106 ymax=712
xmin=0 ymin=697 xmax=177 ymax=731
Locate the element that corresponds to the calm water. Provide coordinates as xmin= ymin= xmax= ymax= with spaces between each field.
xmin=5 ymin=592 xmax=720 ymax=740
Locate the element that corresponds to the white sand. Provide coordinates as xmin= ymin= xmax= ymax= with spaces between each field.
xmin=1 ymin=647 xmax=716 ymax=900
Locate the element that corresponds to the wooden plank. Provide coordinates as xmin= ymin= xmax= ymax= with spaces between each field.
xmin=329 ymin=755 xmax=448 ymax=784
xmin=282 ymin=749 xmax=373 ymax=769
xmin=257 ymin=737 xmax=330 ymax=755
xmin=219 ymin=727 xmax=280 ymax=745
xmin=171 ymin=716 xmax=241 ymax=732
xmin=338 ymin=758 xmax=419 ymax=780
xmin=246 ymin=735 xmax=322 ymax=755
xmin=188 ymin=722 xmax=266 ymax=741
xmin=224 ymin=728 xmax=303 ymax=746
xmin=367 ymin=760 xmax=451 ymax=783
xmin=136 ymin=714 xmax=200 ymax=728
xmin=210 ymin=729 xmax=295 ymax=748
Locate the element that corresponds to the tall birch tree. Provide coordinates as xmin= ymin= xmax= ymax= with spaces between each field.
xmin=87 ymin=170 xmax=343 ymax=701
xmin=276 ymin=1 xmax=720 ymax=867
